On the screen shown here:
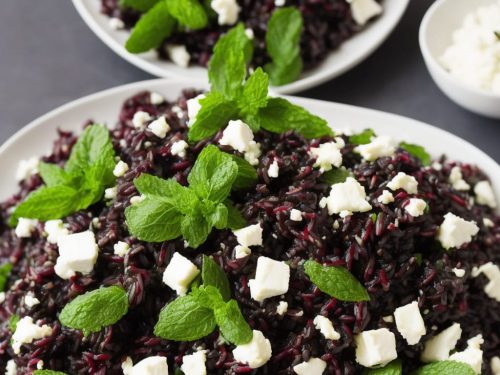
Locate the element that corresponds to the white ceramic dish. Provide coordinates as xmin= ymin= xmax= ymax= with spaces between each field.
xmin=1 ymin=78 xmax=499 ymax=204
xmin=419 ymin=0 xmax=500 ymax=119
xmin=72 ymin=0 xmax=409 ymax=94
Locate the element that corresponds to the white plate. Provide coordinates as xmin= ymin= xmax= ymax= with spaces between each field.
xmin=72 ymin=0 xmax=409 ymax=94
xmin=1 ymin=78 xmax=499 ymax=204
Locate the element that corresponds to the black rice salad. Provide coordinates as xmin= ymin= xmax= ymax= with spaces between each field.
xmin=0 ymin=87 xmax=499 ymax=375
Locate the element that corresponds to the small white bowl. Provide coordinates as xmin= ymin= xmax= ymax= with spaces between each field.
xmin=419 ymin=0 xmax=500 ymax=119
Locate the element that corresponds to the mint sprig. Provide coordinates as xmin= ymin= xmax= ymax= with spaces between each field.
xmin=400 ymin=142 xmax=431 ymax=166
xmin=349 ymin=129 xmax=375 ymax=145
xmin=304 ymin=260 xmax=369 ymax=302
xmin=202 ymin=255 xmax=231 ymax=301
xmin=0 ymin=263 xmax=12 ymax=291
xmin=364 ymin=360 xmax=402 ymax=375
xmin=412 ymin=361 xmax=475 ymax=375
xmin=265 ymin=7 xmax=303 ymax=86
xmin=10 ymin=125 xmax=116 ymax=226
xmin=125 ymin=145 xmax=250 ymax=247
xmin=165 ymin=0 xmax=208 ymax=29
xmin=59 ymin=286 xmax=129 ymax=335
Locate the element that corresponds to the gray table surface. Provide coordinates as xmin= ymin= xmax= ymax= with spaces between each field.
xmin=1 ymin=0 xmax=499 ymax=162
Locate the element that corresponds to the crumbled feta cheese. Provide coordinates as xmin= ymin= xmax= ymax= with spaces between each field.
xmin=233 ymin=330 xmax=272 ymax=368
xmin=421 ymin=323 xmax=462 ymax=362
xmin=12 ymin=316 xmax=53 ymax=354
xmin=219 ymin=120 xmax=261 ymax=166
xmin=24 ymin=293 xmax=40 ymax=308
xmin=491 ymin=357 xmax=500 ymax=375
xmin=313 ymin=315 xmax=341 ymax=340
xmin=54 ymin=231 xmax=99 ymax=279
xmin=132 ymin=111 xmax=152 ymax=128
xmin=472 ymin=262 xmax=500 ymax=301
xmin=104 ymin=186 xmax=117 ymax=200
xmin=405 ymin=198 xmax=427 ymax=217
xmin=394 ymin=301 xmax=426 ymax=345
xmin=355 ymin=136 xmax=395 ymax=161
xmin=181 ymin=351 xmax=207 ymax=375
xmin=449 ymin=166 xmax=470 ymax=191
xmin=319 ymin=177 xmax=372 ymax=215
xmin=377 ymin=190 xmax=394 ymax=204
xmin=0 ymin=292 xmax=5 ymax=304
xmin=187 ymin=94 xmax=205 ymax=126
xmin=276 ymin=301 xmax=288 ymax=316
xmin=453 ymin=267 xmax=466 ymax=277
xmin=233 ymin=223 xmax=263 ymax=247
xmin=166 ymin=44 xmax=191 ymax=67
xmin=109 ymin=17 xmax=125 ymax=30
xmin=150 ymin=92 xmax=165 ymax=105
xmin=245 ymin=28 xmax=254 ymax=39
xmin=268 ymin=160 xmax=279 ymax=178
xmin=15 ymin=218 xmax=38 ymax=238
xmin=387 ymin=172 xmax=418 ymax=194
xmin=37 ymin=360 xmax=44 ymax=370
xmin=163 ymin=252 xmax=200 ymax=296
xmin=130 ymin=195 xmax=144 ymax=205
xmin=293 ymin=357 xmax=327 ymax=375
xmin=5 ymin=360 xmax=17 ymax=375
xmin=148 ymin=116 xmax=171 ymax=139
xmin=114 ymin=241 xmax=130 ymax=257
xmin=113 ymin=160 xmax=129 ymax=177
xmin=122 ymin=357 xmax=134 ymax=375
xmin=243 ymin=141 xmax=262 ymax=166
xmin=449 ymin=334 xmax=484 ymax=374
xmin=274 ymin=0 xmax=285 ymax=6
xmin=290 ymin=209 xmax=303 ymax=221
xmin=354 ymin=328 xmax=397 ymax=367
xmin=16 ymin=157 xmax=40 ymax=181
xmin=234 ymin=245 xmax=251 ymax=259
xmin=432 ymin=161 xmax=443 ymax=171
xmin=124 ymin=356 xmax=169 ymax=375
xmin=382 ymin=315 xmax=394 ymax=323
xmin=483 ymin=217 xmax=495 ymax=227
xmin=171 ymin=140 xmax=188 ymax=158
xmin=310 ymin=141 xmax=343 ymax=172
xmin=437 ymin=213 xmax=479 ymax=250
xmin=346 ymin=0 xmax=383 ymax=25
xmin=211 ymin=0 xmax=240 ymax=25
xmin=249 ymin=256 xmax=290 ymax=302
xmin=474 ymin=180 xmax=497 ymax=208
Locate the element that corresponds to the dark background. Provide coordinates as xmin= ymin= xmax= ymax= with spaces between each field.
xmin=1 ymin=0 xmax=499 ymax=162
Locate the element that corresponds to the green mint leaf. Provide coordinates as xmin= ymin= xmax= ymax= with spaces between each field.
xmin=154 ymin=295 xmax=216 ymax=341
xmin=399 ymin=142 xmax=431 ymax=166
xmin=225 ymin=200 xmax=246 ymax=229
xmin=349 ymin=129 xmax=375 ymax=145
xmin=202 ymin=255 xmax=231 ymax=301
xmin=165 ymin=0 xmax=208 ymax=29
xmin=0 ymin=263 xmax=12 ymax=291
xmin=364 ymin=360 xmax=402 ymax=375
xmin=119 ymin=0 xmax=160 ymax=12
xmin=412 ymin=361 xmax=476 ymax=375
xmin=33 ymin=371 xmax=69 ymax=375
xmin=214 ymin=299 xmax=252 ymax=345
xmin=231 ymin=155 xmax=258 ymax=190
xmin=206 ymin=203 xmax=228 ymax=230
xmin=188 ymin=92 xmax=238 ymax=142
xmin=321 ymin=167 xmax=351 ymax=185
xmin=258 ymin=98 xmax=332 ymax=138
xmin=181 ymin=214 xmax=210 ymax=248
xmin=304 ymin=260 xmax=369 ymax=302
xmin=191 ymin=285 xmax=225 ymax=310
xmin=265 ymin=7 xmax=303 ymax=86
xmin=125 ymin=2 xmax=176 ymax=53
xmin=38 ymin=162 xmax=77 ymax=187
xmin=238 ymin=68 xmax=269 ymax=116
xmin=8 ymin=314 xmax=20 ymax=332
xmin=59 ymin=286 xmax=128 ymax=334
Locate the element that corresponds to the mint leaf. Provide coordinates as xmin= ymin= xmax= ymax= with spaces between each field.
xmin=304 ymin=260 xmax=369 ymax=302
xmin=119 ymin=0 xmax=160 ymax=12
xmin=191 ymin=285 xmax=225 ymax=310
xmin=265 ymin=7 xmax=303 ymax=86
xmin=154 ymin=295 xmax=217 ymax=341
xmin=125 ymin=2 xmax=176 ymax=53
xmin=231 ymin=155 xmax=258 ymax=190
xmin=202 ymin=255 xmax=231 ymax=301
xmin=165 ymin=0 xmax=208 ymax=29
xmin=205 ymin=202 xmax=228 ymax=229
xmin=33 ymin=371 xmax=68 ymax=375
xmin=225 ymin=200 xmax=246 ymax=229
xmin=8 ymin=314 xmax=20 ymax=331
xmin=412 ymin=361 xmax=475 ymax=375
xmin=239 ymin=68 xmax=269 ymax=116
xmin=214 ymin=299 xmax=252 ymax=345
xmin=181 ymin=213 xmax=210 ymax=248
xmin=321 ymin=167 xmax=351 ymax=185
xmin=0 ymin=263 xmax=12 ymax=291
xmin=38 ymin=162 xmax=76 ymax=187
xmin=400 ymin=142 xmax=431 ymax=166
xmin=59 ymin=286 xmax=129 ymax=334
xmin=364 ymin=360 xmax=402 ymax=375
xmin=349 ymin=129 xmax=375 ymax=145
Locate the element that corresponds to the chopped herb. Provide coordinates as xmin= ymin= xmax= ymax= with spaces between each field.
xmin=412 ymin=361 xmax=475 ymax=375
xmin=0 ymin=263 xmax=12 ymax=291
xmin=400 ymin=142 xmax=431 ymax=166
xmin=349 ymin=129 xmax=375 ymax=145
xmin=321 ymin=167 xmax=351 ymax=185
xmin=33 ymin=371 xmax=69 ymax=375
xmin=9 ymin=314 xmax=20 ymax=332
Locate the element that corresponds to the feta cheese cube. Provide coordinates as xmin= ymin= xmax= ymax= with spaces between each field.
xmin=15 ymin=218 xmax=38 ymax=238
xmin=114 ymin=241 xmax=130 ymax=257
xmin=471 ymin=262 xmax=500 ymax=301
xmin=437 ymin=213 xmax=479 ymax=249
xmin=181 ymin=351 xmax=207 ymax=375
xmin=132 ymin=111 xmax=152 ymax=128
xmin=211 ymin=0 xmax=240 ymax=25
xmin=233 ymin=223 xmax=263 ymax=247
xmin=219 ymin=120 xmax=254 ymax=153
xmin=387 ymin=172 xmax=418 ymax=194
xmin=232 ymin=330 xmax=272 ymax=368
xmin=313 ymin=315 xmax=341 ymax=340
xmin=421 ymin=323 xmax=462 ymax=362
xmin=126 ymin=356 xmax=169 ymax=375
xmin=276 ymin=301 xmax=288 ymax=316
xmin=150 ymin=92 xmax=165 ymax=105
xmin=171 ymin=140 xmax=188 ymax=158
xmin=166 ymin=44 xmax=191 ymax=67
xmin=113 ymin=160 xmax=129 ymax=177
xmin=16 ymin=156 xmax=40 ymax=181
xmin=249 ymin=256 xmax=290 ymax=302
xmin=104 ymin=186 xmax=117 ymax=200
xmin=319 ymin=177 xmax=372 ymax=215
xmin=268 ymin=160 xmax=279 ymax=178
xmin=234 ymin=245 xmax=251 ymax=259
xmin=290 ymin=209 xmax=303 ymax=221
xmin=394 ymin=301 xmax=426 ymax=345
xmin=187 ymin=94 xmax=205 ymax=126
xmin=404 ymin=198 xmax=427 ymax=217
xmin=109 ymin=17 xmax=125 ymax=30
xmin=474 ymin=180 xmax=497 ymax=208
xmin=491 ymin=357 xmax=500 ymax=375
xmin=54 ymin=231 xmax=99 ymax=280
xmin=5 ymin=360 xmax=17 ymax=375
xmin=24 ymin=293 xmax=40 ymax=308
xmin=355 ymin=136 xmax=395 ymax=161
xmin=162 ymin=252 xmax=200 ymax=295
xmin=12 ymin=316 xmax=53 ymax=354
xmin=347 ymin=0 xmax=383 ymax=26
xmin=310 ymin=141 xmax=343 ymax=172
xmin=377 ymin=190 xmax=394 ymax=204
xmin=449 ymin=166 xmax=470 ymax=191
xmin=148 ymin=116 xmax=171 ymax=139
xmin=293 ymin=357 xmax=327 ymax=375
xmin=354 ymin=328 xmax=397 ymax=367
xmin=449 ymin=334 xmax=483 ymax=374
